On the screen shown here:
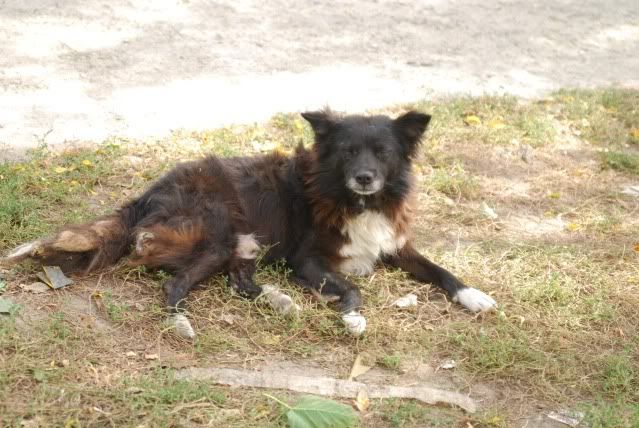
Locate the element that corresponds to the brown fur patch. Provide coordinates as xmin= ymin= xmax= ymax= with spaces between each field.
xmin=130 ymin=222 xmax=206 ymax=268
xmin=51 ymin=230 xmax=99 ymax=252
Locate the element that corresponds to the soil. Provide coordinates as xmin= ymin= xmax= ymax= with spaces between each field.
xmin=1 ymin=0 xmax=638 ymax=160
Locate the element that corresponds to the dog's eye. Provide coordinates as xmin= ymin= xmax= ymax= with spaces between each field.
xmin=376 ymin=149 xmax=391 ymax=159
xmin=346 ymin=147 xmax=359 ymax=157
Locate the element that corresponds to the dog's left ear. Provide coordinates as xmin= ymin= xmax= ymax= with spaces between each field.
xmin=301 ymin=110 xmax=338 ymax=139
xmin=393 ymin=111 xmax=431 ymax=156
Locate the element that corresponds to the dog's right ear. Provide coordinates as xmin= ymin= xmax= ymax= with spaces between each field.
xmin=301 ymin=110 xmax=337 ymax=138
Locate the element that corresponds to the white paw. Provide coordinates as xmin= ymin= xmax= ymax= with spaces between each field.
xmin=260 ymin=284 xmax=301 ymax=317
xmin=453 ymin=287 xmax=497 ymax=312
xmin=342 ymin=311 xmax=367 ymax=336
xmin=5 ymin=241 xmax=39 ymax=261
xmin=167 ymin=314 xmax=196 ymax=339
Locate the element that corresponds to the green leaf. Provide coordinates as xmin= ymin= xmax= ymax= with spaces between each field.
xmin=286 ymin=396 xmax=359 ymax=428
xmin=0 ymin=297 xmax=16 ymax=314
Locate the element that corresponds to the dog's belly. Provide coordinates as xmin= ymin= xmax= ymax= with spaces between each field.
xmin=339 ymin=211 xmax=406 ymax=276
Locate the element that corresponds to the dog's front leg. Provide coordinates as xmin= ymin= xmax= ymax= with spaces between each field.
xmin=293 ymin=257 xmax=366 ymax=336
xmin=384 ymin=242 xmax=496 ymax=312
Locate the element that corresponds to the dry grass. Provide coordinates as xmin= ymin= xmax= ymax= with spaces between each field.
xmin=1 ymin=88 xmax=638 ymax=427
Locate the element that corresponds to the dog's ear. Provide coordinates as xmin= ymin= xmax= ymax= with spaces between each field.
xmin=393 ymin=111 xmax=431 ymax=156
xmin=301 ymin=110 xmax=338 ymax=138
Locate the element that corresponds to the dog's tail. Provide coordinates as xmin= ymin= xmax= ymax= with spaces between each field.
xmin=2 ymin=199 xmax=146 ymax=274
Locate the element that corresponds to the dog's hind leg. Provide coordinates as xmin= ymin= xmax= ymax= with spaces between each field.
xmin=2 ymin=214 xmax=134 ymax=274
xmin=161 ymin=249 xmax=232 ymax=340
xmin=226 ymin=234 xmax=262 ymax=299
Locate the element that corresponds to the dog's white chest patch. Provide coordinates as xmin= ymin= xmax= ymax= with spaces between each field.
xmin=339 ymin=210 xmax=406 ymax=276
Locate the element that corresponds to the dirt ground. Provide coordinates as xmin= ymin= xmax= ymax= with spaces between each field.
xmin=1 ymin=0 xmax=638 ymax=160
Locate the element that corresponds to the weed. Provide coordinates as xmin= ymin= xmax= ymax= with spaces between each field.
xmin=601 ymin=352 xmax=636 ymax=397
xmin=103 ymin=291 xmax=127 ymax=322
xmin=378 ymin=354 xmax=402 ymax=371
xmin=47 ymin=312 xmax=71 ymax=341
xmin=380 ymin=399 xmax=455 ymax=427
xmin=601 ymin=151 xmax=639 ymax=174
xmin=428 ymin=162 xmax=479 ymax=199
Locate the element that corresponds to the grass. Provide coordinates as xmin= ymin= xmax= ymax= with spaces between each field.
xmin=1 ymin=88 xmax=638 ymax=427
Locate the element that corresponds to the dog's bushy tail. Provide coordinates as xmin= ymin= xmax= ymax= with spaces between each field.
xmin=2 ymin=200 xmax=145 ymax=274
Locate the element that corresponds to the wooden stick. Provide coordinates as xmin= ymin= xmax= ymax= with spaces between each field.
xmin=176 ymin=367 xmax=477 ymax=413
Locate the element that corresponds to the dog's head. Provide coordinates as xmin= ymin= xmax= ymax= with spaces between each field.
xmin=302 ymin=109 xmax=431 ymax=197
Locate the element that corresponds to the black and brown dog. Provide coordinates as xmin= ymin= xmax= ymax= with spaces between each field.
xmin=3 ymin=110 xmax=496 ymax=336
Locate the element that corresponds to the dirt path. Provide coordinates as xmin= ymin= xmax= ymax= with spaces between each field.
xmin=0 ymin=0 xmax=638 ymax=160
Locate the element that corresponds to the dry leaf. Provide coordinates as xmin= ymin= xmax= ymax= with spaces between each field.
xmin=631 ymin=128 xmax=639 ymax=139
xmin=487 ymin=117 xmax=506 ymax=129
xmin=348 ymin=354 xmax=372 ymax=380
xmin=354 ymin=388 xmax=370 ymax=412
xmin=19 ymin=282 xmax=50 ymax=293
xmin=565 ymin=223 xmax=581 ymax=232
xmin=633 ymin=243 xmax=639 ymax=252
xmin=463 ymin=115 xmax=481 ymax=126
xmin=41 ymin=266 xmax=73 ymax=289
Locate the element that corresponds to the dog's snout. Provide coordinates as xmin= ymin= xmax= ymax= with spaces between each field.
xmin=355 ymin=172 xmax=374 ymax=186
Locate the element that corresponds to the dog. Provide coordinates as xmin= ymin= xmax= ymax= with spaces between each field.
xmin=2 ymin=109 xmax=496 ymax=336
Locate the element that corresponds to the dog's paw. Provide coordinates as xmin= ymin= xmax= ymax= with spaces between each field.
xmin=166 ymin=314 xmax=196 ymax=340
xmin=453 ymin=287 xmax=497 ymax=312
xmin=260 ymin=284 xmax=301 ymax=317
xmin=4 ymin=240 xmax=41 ymax=263
xmin=342 ymin=311 xmax=367 ymax=336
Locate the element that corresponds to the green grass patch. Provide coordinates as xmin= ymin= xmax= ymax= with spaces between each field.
xmin=601 ymin=150 xmax=639 ymax=174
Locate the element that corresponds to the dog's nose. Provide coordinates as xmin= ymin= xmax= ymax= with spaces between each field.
xmin=355 ymin=172 xmax=374 ymax=186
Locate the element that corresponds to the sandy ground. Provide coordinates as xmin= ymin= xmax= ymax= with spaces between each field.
xmin=0 ymin=0 xmax=638 ymax=159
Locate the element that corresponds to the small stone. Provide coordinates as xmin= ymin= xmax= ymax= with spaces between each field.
xmin=144 ymin=353 xmax=159 ymax=360
xmin=392 ymin=293 xmax=418 ymax=308
xmin=125 ymin=351 xmax=137 ymax=358
xmin=438 ymin=359 xmax=457 ymax=370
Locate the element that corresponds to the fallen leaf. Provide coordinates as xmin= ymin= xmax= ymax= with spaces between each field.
xmin=631 ymin=128 xmax=639 ymax=139
xmin=54 ymin=166 xmax=68 ymax=174
xmin=354 ymin=388 xmax=370 ymax=412
xmin=41 ymin=266 xmax=73 ymax=289
xmin=565 ymin=223 xmax=581 ymax=232
xmin=285 ymin=395 xmax=359 ymax=428
xmin=547 ymin=192 xmax=561 ymax=199
xmin=480 ymin=202 xmax=498 ymax=220
xmin=19 ymin=282 xmax=50 ymax=293
xmin=633 ymin=243 xmax=639 ymax=252
xmin=463 ymin=115 xmax=481 ymax=126
xmin=349 ymin=354 xmax=373 ymax=380
xmin=0 ymin=297 xmax=16 ymax=314
xmin=487 ymin=117 xmax=505 ymax=129
xmin=220 ymin=313 xmax=237 ymax=325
